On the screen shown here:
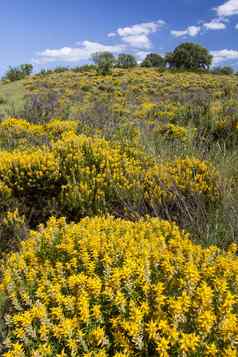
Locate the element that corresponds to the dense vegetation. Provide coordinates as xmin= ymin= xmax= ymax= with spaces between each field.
xmin=0 ymin=58 xmax=238 ymax=355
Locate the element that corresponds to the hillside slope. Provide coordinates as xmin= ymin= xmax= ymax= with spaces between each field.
xmin=1 ymin=68 xmax=238 ymax=355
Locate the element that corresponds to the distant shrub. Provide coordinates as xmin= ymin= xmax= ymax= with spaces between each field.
xmin=211 ymin=66 xmax=234 ymax=75
xmin=166 ymin=43 xmax=212 ymax=71
xmin=53 ymin=66 xmax=69 ymax=73
xmin=72 ymin=64 xmax=96 ymax=73
xmin=92 ymin=51 xmax=115 ymax=75
xmin=2 ymin=216 xmax=238 ymax=356
xmin=116 ymin=54 xmax=137 ymax=69
xmin=2 ymin=64 xmax=33 ymax=82
xmin=36 ymin=69 xmax=54 ymax=77
xmin=141 ymin=53 xmax=166 ymax=68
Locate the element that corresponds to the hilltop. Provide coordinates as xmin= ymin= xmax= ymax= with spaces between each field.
xmin=0 ymin=67 xmax=237 ymax=120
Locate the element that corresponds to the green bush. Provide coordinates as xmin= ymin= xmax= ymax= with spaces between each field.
xmin=92 ymin=52 xmax=115 ymax=75
xmin=2 ymin=64 xmax=33 ymax=82
xmin=141 ymin=53 xmax=165 ymax=68
xmin=116 ymin=54 xmax=137 ymax=69
xmin=166 ymin=43 xmax=212 ymax=71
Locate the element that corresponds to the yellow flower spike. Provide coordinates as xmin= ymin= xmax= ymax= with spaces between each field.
xmin=179 ymin=333 xmax=200 ymax=354
xmin=156 ymin=337 xmax=170 ymax=357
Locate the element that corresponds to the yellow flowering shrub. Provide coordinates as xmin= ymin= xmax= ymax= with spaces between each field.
xmin=144 ymin=158 xmax=220 ymax=209
xmin=54 ymin=133 xmax=144 ymax=218
xmin=0 ymin=118 xmax=78 ymax=149
xmin=1 ymin=216 xmax=238 ymax=356
xmin=0 ymin=149 xmax=60 ymax=197
xmin=45 ymin=119 xmax=78 ymax=138
xmin=0 ymin=132 xmax=220 ymax=225
xmin=153 ymin=123 xmax=190 ymax=142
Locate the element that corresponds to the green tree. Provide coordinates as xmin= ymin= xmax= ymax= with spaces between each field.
xmin=165 ymin=43 xmax=213 ymax=71
xmin=92 ymin=52 xmax=115 ymax=75
xmin=141 ymin=53 xmax=165 ymax=68
xmin=20 ymin=64 xmax=33 ymax=76
xmin=211 ymin=66 xmax=234 ymax=75
xmin=116 ymin=54 xmax=137 ymax=68
xmin=2 ymin=64 xmax=33 ymax=82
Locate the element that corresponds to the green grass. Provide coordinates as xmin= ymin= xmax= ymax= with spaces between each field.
xmin=0 ymin=79 xmax=26 ymax=118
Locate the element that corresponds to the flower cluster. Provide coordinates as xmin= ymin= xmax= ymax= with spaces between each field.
xmin=144 ymin=157 xmax=220 ymax=207
xmin=0 ymin=132 xmax=220 ymax=224
xmin=1 ymin=216 xmax=238 ymax=356
xmin=0 ymin=149 xmax=60 ymax=197
xmin=153 ymin=123 xmax=191 ymax=142
xmin=54 ymin=132 xmax=144 ymax=218
xmin=0 ymin=118 xmax=78 ymax=149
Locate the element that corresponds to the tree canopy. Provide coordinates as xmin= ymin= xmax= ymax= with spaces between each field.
xmin=117 ymin=54 xmax=137 ymax=68
xmin=166 ymin=43 xmax=213 ymax=71
xmin=141 ymin=53 xmax=165 ymax=68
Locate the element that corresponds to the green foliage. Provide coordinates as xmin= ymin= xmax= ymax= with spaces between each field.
xmin=141 ymin=53 xmax=165 ymax=68
xmin=92 ymin=51 xmax=115 ymax=75
xmin=211 ymin=66 xmax=234 ymax=75
xmin=116 ymin=53 xmax=137 ymax=68
xmin=72 ymin=64 xmax=96 ymax=72
xmin=2 ymin=64 xmax=33 ymax=82
xmin=166 ymin=43 xmax=213 ymax=71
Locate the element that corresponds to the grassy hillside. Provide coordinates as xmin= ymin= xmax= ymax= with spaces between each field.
xmin=0 ymin=80 xmax=26 ymax=118
xmin=0 ymin=68 xmax=238 ymax=355
xmin=0 ymin=68 xmax=237 ymax=245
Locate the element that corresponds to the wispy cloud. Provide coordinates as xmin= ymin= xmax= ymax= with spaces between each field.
xmin=215 ymin=0 xmax=238 ymax=17
xmin=35 ymin=41 xmax=126 ymax=64
xmin=171 ymin=18 xmax=228 ymax=38
xmin=211 ymin=49 xmax=238 ymax=64
xmin=203 ymin=18 xmax=227 ymax=30
xmin=109 ymin=20 xmax=166 ymax=49
xmin=171 ymin=26 xmax=201 ymax=38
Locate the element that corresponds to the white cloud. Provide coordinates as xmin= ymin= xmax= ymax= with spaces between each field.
xmin=171 ymin=26 xmax=201 ymax=38
xmin=121 ymin=34 xmax=152 ymax=49
xmin=135 ymin=51 xmax=151 ymax=62
xmin=111 ymin=20 xmax=166 ymax=49
xmin=171 ymin=30 xmax=188 ymax=37
xmin=215 ymin=0 xmax=238 ymax=17
xmin=236 ymin=23 xmax=238 ymax=28
xmin=36 ymin=41 xmax=126 ymax=64
xmin=171 ymin=19 xmax=227 ymax=38
xmin=117 ymin=21 xmax=165 ymax=37
xmin=211 ymin=49 xmax=238 ymax=64
xmin=204 ymin=19 xmax=227 ymax=30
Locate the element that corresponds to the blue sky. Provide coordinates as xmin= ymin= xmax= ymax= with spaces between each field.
xmin=0 ymin=0 xmax=238 ymax=74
